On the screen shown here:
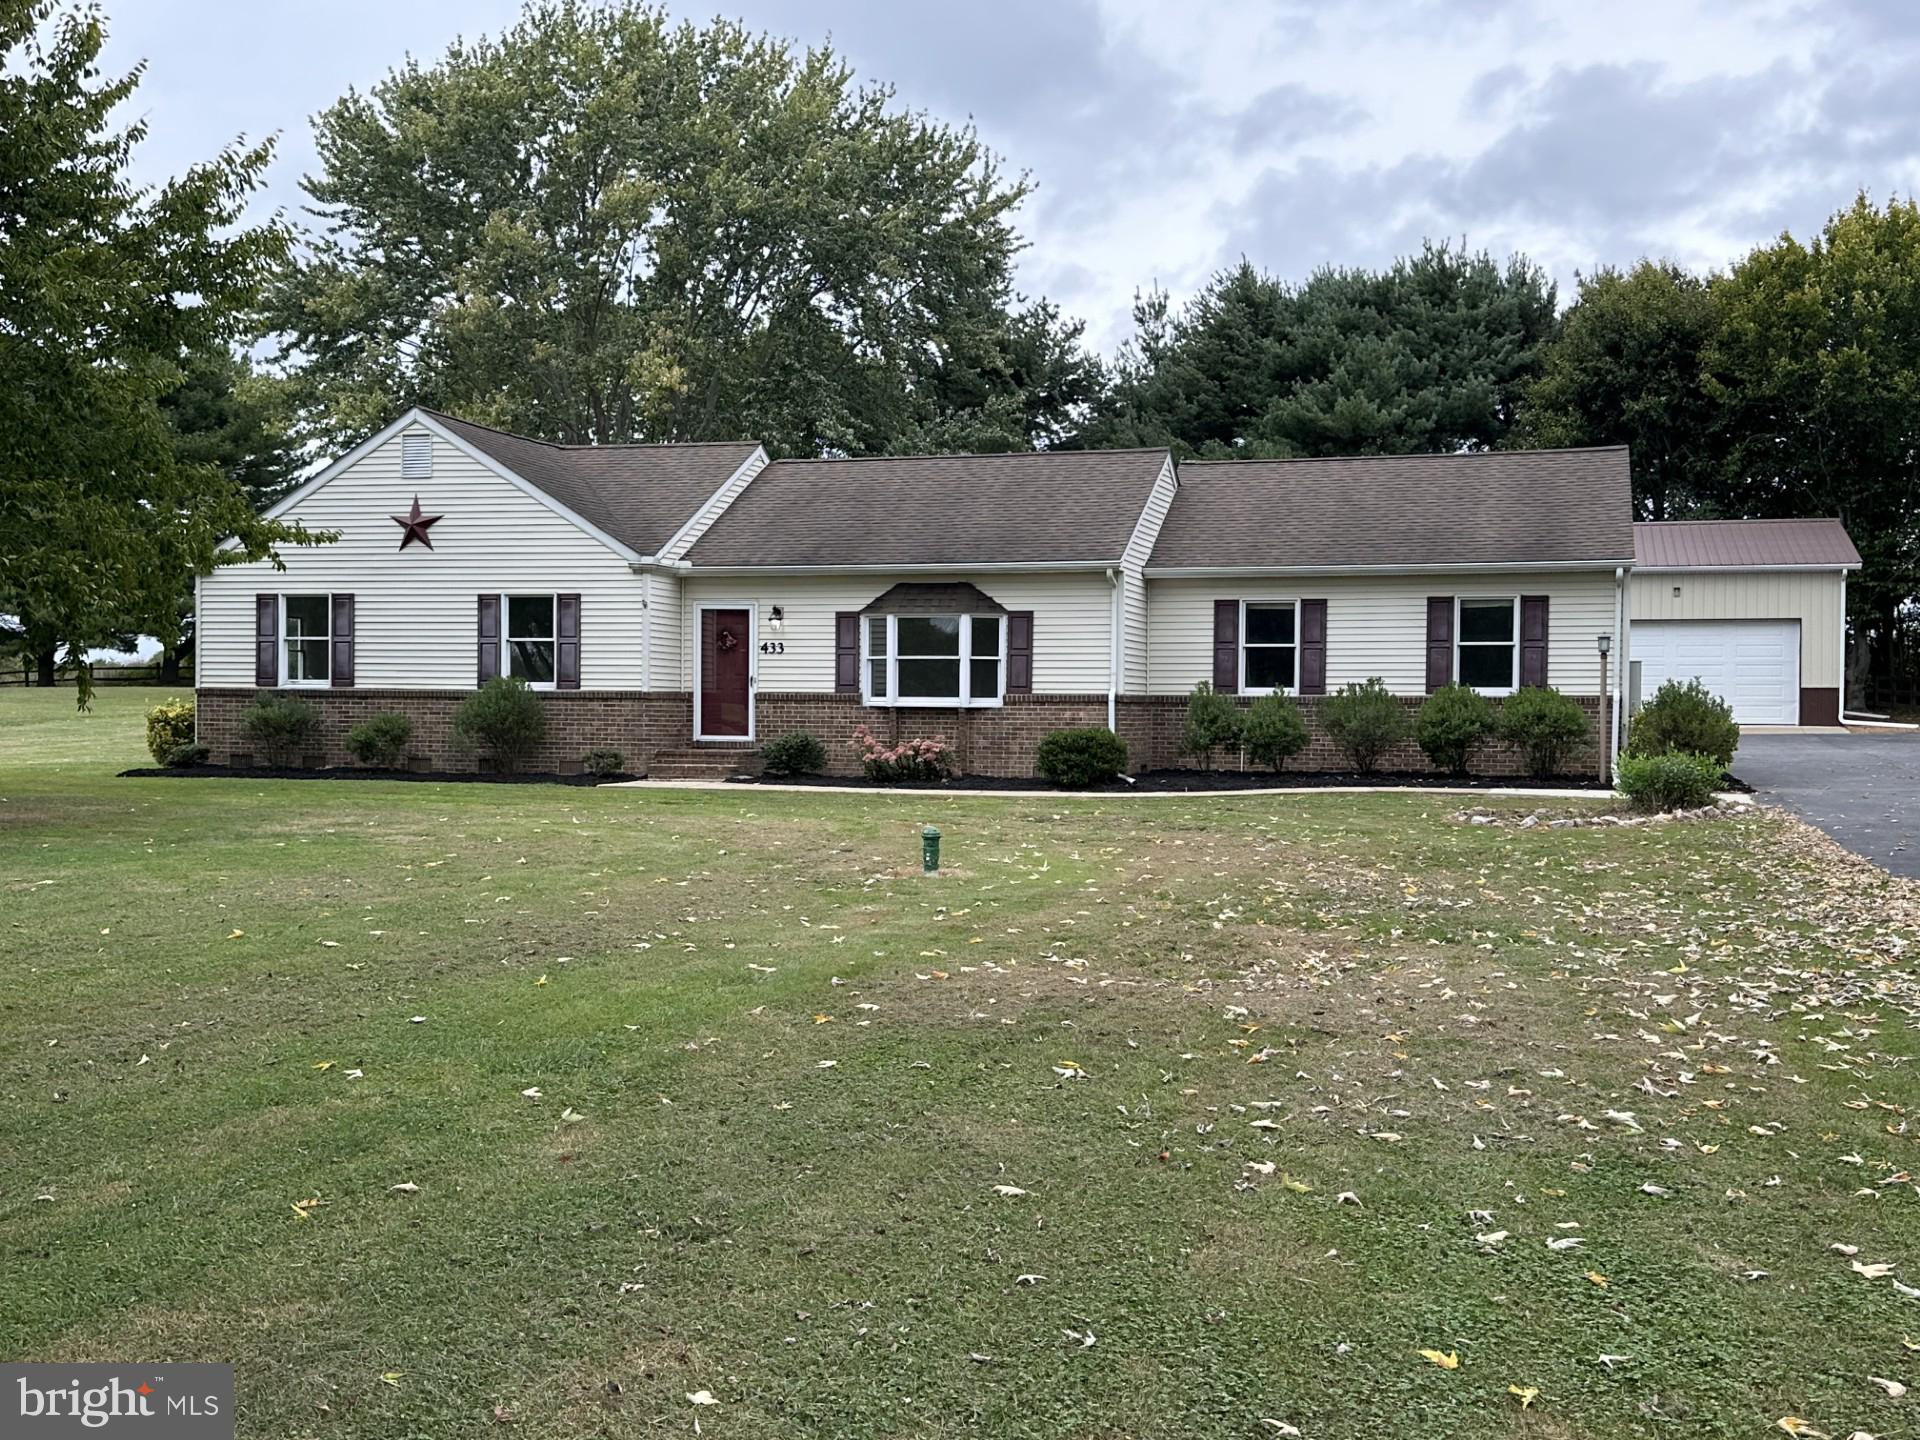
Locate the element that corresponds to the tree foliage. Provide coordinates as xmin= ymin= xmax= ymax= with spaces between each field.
xmin=1085 ymin=243 xmax=1556 ymax=457
xmin=269 ymin=0 xmax=1101 ymax=457
xmin=0 ymin=1 xmax=321 ymax=700
xmin=1512 ymin=261 xmax=1721 ymax=520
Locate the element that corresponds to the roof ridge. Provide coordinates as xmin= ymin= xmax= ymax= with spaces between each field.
xmin=1635 ymin=516 xmax=1844 ymax=526
xmin=761 ymin=447 xmax=1170 ymax=466
xmin=419 ymin=407 xmax=756 ymax=452
xmin=1183 ymin=443 xmax=1628 ymax=468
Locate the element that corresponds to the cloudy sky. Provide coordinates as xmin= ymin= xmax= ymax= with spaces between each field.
xmin=100 ymin=0 xmax=1920 ymax=352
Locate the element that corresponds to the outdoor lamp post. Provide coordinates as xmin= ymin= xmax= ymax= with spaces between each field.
xmin=1596 ymin=633 xmax=1613 ymax=784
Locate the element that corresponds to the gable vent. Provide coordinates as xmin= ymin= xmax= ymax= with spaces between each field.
xmin=401 ymin=432 xmax=433 ymax=480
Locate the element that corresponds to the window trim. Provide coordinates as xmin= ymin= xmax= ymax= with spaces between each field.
xmin=1455 ymin=594 xmax=1520 ymax=695
xmin=1237 ymin=597 xmax=1300 ymax=696
xmin=502 ymin=591 xmax=559 ymax=691
xmin=862 ymin=612 xmax=1006 ymax=708
xmin=280 ymin=593 xmax=332 ymax=689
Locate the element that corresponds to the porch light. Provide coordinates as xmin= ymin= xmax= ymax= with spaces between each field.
xmin=1596 ymin=633 xmax=1611 ymax=656
xmin=768 ymin=605 xmax=785 ymax=632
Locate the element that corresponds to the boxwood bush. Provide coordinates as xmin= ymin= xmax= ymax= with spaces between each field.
xmin=1627 ymin=678 xmax=1739 ymax=768
xmin=1242 ymin=692 xmax=1309 ymax=771
xmin=240 ymin=692 xmax=319 ymax=767
xmin=581 ymin=747 xmax=627 ymax=777
xmin=1035 ymin=727 xmax=1128 ymax=787
xmin=1415 ymin=683 xmax=1495 ymax=775
xmin=1181 ymin=683 xmax=1243 ymax=768
xmin=452 ymin=677 xmax=546 ymax=772
xmin=345 ymin=712 xmax=413 ymax=768
xmin=1617 ymin=750 xmax=1724 ymax=811
xmin=1497 ymin=686 xmax=1589 ymax=778
xmin=761 ymin=731 xmax=828 ymax=776
xmin=1320 ymin=677 xmax=1409 ymax=774
xmin=145 ymin=696 xmax=196 ymax=765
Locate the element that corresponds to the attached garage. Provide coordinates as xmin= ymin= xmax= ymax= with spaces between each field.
xmin=1629 ymin=520 xmax=1860 ymax=727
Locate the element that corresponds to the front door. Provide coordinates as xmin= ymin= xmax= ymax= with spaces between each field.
xmin=699 ymin=607 xmax=752 ymax=737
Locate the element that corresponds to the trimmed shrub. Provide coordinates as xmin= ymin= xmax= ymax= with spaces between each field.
xmin=1617 ymin=750 xmax=1724 ymax=812
xmin=581 ymin=747 xmax=627 ymax=777
xmin=852 ymin=724 xmax=952 ymax=783
xmin=761 ymin=731 xmax=828 ymax=777
xmin=145 ymin=696 xmax=195 ymax=764
xmin=161 ymin=740 xmax=208 ymax=769
xmin=1498 ymin=686 xmax=1590 ymax=778
xmin=451 ymin=676 xmax=546 ymax=772
xmin=1627 ymin=678 xmax=1739 ymax=768
xmin=1416 ymin=683 xmax=1496 ymax=776
xmin=1182 ymin=682 xmax=1244 ymax=768
xmin=1036 ymin=727 xmax=1128 ymax=788
xmin=346 ymin=712 xmax=413 ymax=768
xmin=240 ymin=691 xmax=318 ymax=766
xmin=1242 ymin=692 xmax=1309 ymax=772
xmin=1321 ymin=677 xmax=1409 ymax=774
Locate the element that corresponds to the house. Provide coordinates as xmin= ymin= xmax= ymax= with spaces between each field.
xmin=1629 ymin=519 xmax=1861 ymax=725
xmin=193 ymin=408 xmax=1851 ymax=777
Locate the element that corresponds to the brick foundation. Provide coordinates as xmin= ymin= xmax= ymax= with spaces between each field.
xmin=195 ymin=687 xmax=1608 ymax=780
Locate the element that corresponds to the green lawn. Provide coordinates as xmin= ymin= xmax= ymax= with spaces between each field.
xmin=2 ymin=688 xmax=1915 ymax=1439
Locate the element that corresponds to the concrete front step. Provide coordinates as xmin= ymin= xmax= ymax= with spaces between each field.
xmin=647 ymin=745 xmax=761 ymax=780
xmin=649 ymin=762 xmax=746 ymax=780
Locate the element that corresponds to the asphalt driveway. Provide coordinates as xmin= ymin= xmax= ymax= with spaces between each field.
xmin=1733 ymin=730 xmax=1920 ymax=877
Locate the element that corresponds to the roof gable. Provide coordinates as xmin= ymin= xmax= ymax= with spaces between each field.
xmin=681 ymin=449 xmax=1174 ymax=568
xmin=1148 ymin=447 xmax=1636 ymax=570
xmin=421 ymin=411 xmax=762 ymax=558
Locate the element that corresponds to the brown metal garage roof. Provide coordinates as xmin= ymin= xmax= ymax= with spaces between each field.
xmin=1633 ymin=519 xmax=1861 ymax=569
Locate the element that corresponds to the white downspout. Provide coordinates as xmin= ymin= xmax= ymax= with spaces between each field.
xmin=640 ymin=571 xmax=652 ymax=691
xmin=1106 ymin=567 xmax=1121 ymax=733
xmin=1612 ymin=566 xmax=1626 ymax=767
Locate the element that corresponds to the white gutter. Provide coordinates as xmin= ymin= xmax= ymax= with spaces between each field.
xmin=664 ymin=560 xmax=1120 ymax=576
xmin=1106 ymin=567 xmax=1122 ymax=733
xmin=1146 ymin=559 xmax=1633 ymax=578
xmin=1630 ymin=563 xmax=1862 ymax=575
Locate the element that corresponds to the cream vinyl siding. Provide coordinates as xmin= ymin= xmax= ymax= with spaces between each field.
xmin=644 ymin=571 xmax=685 ymax=690
xmin=198 ymin=424 xmax=645 ymax=689
xmin=656 ymin=449 xmax=768 ymax=561
xmin=1630 ymin=570 xmax=1845 ymax=689
xmin=681 ymin=572 xmax=1117 ymax=694
xmin=1119 ymin=459 xmax=1178 ymax=692
xmin=1147 ymin=571 xmax=1619 ymax=696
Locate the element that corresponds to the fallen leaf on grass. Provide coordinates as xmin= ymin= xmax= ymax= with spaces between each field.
xmin=1015 ymin=1274 xmax=1045 ymax=1286
xmin=1584 ymin=1271 xmax=1609 ymax=1288
xmin=225 ymin=929 xmax=245 ymax=940
xmin=1867 ymin=1377 xmax=1906 ymax=1398
xmin=1852 ymin=1260 xmax=1895 ymax=1280
xmin=686 ymin=1391 xmax=719 ymax=1407
xmin=520 ymin=1087 xmax=542 ymax=1099
xmin=1546 ymin=1237 xmax=1585 ymax=1251
xmin=389 ymin=1182 xmax=419 ymax=1194
xmin=993 ymin=1185 xmax=1028 ymax=1198
xmin=1776 ymin=1421 xmax=1829 ymax=1439
xmin=1259 ymin=1422 xmax=1302 ymax=1435
xmin=378 ymin=1372 xmax=404 ymax=1388
xmin=1507 ymin=1385 xmax=1539 ymax=1408
xmin=1418 ymin=1349 xmax=1460 ymax=1370
xmin=560 ymin=1107 xmax=584 ymax=1123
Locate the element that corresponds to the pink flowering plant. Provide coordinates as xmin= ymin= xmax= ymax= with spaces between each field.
xmin=851 ymin=724 xmax=953 ymax=783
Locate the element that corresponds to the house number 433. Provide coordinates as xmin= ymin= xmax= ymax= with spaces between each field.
xmin=759 ymin=640 xmax=785 ymax=654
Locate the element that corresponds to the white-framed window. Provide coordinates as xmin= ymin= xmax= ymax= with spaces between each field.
xmin=863 ymin=613 xmax=1005 ymax=707
xmin=1456 ymin=596 xmax=1519 ymax=692
xmin=1240 ymin=599 xmax=1298 ymax=694
xmin=282 ymin=594 xmax=331 ymax=686
xmin=504 ymin=593 xmax=557 ymax=688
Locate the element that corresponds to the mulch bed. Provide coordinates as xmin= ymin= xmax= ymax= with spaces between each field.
xmin=119 ymin=765 xmax=631 ymax=787
xmin=730 ymin=768 xmax=1621 ymax=794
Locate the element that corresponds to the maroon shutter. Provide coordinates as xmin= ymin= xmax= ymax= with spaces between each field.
xmin=1299 ymin=599 xmax=1327 ymax=695
xmin=477 ymin=595 xmax=500 ymax=685
xmin=254 ymin=594 xmax=278 ymax=687
xmin=1425 ymin=597 xmax=1454 ymax=692
xmin=330 ymin=593 xmax=355 ymax=688
xmin=834 ymin=612 xmax=859 ymax=693
xmin=1006 ymin=611 xmax=1033 ymax=694
xmin=556 ymin=594 xmax=581 ymax=689
xmin=1520 ymin=595 xmax=1549 ymax=689
xmin=1212 ymin=600 xmax=1239 ymax=691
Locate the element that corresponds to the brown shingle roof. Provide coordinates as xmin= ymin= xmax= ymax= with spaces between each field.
xmin=425 ymin=410 xmax=760 ymax=556
xmin=1148 ymin=447 xmax=1635 ymax=570
xmin=682 ymin=450 xmax=1172 ymax=567
xmin=860 ymin=582 xmax=1007 ymax=614
xmin=1633 ymin=518 xmax=1861 ymax=569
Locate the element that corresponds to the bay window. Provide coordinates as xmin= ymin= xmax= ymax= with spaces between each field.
xmin=865 ymin=613 xmax=1004 ymax=706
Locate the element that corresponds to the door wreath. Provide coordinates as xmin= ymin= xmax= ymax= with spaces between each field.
xmin=715 ymin=626 xmax=739 ymax=653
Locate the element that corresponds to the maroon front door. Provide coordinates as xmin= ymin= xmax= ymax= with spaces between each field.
xmin=700 ymin=608 xmax=752 ymax=737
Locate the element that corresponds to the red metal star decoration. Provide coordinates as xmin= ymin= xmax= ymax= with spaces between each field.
xmin=390 ymin=494 xmax=443 ymax=550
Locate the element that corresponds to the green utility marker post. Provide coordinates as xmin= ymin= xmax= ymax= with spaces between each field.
xmin=921 ymin=826 xmax=941 ymax=873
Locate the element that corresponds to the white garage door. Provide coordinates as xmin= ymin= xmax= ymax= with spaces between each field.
xmin=1634 ymin=619 xmax=1800 ymax=725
